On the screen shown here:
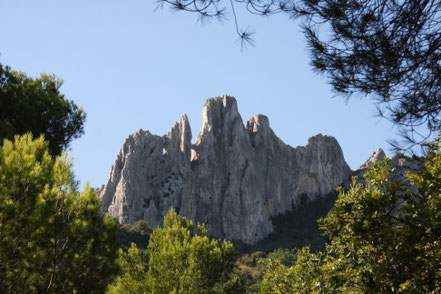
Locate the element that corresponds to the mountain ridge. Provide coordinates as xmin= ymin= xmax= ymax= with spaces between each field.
xmin=101 ymin=96 xmax=357 ymax=244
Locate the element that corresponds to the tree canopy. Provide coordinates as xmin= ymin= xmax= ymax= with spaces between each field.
xmin=261 ymin=135 xmax=441 ymax=293
xmin=0 ymin=134 xmax=120 ymax=293
xmin=147 ymin=208 xmax=240 ymax=293
xmin=109 ymin=208 xmax=243 ymax=294
xmin=159 ymin=0 xmax=441 ymax=150
xmin=0 ymin=64 xmax=86 ymax=156
xmin=107 ymin=243 xmax=150 ymax=294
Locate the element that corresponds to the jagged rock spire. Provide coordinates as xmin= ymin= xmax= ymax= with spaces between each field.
xmin=100 ymin=96 xmax=352 ymax=244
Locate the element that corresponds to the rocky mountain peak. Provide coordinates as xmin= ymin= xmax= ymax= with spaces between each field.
xmin=197 ymin=95 xmax=240 ymax=142
xmin=246 ymin=114 xmax=270 ymax=133
xmin=352 ymin=148 xmax=423 ymax=187
xmin=360 ymin=148 xmax=386 ymax=169
xmin=166 ymin=114 xmax=192 ymax=161
xmin=100 ymin=96 xmax=352 ymax=244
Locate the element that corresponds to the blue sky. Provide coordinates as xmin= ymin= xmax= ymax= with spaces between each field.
xmin=1 ymin=0 xmax=397 ymax=188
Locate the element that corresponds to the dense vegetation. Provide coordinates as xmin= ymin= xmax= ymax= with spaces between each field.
xmin=113 ymin=141 xmax=441 ymax=293
xmin=109 ymin=209 xmax=243 ymax=293
xmin=0 ymin=63 xmax=86 ymax=156
xmin=3 ymin=131 xmax=440 ymax=292
xmin=260 ymin=140 xmax=441 ymax=293
xmin=0 ymin=134 xmax=119 ymax=293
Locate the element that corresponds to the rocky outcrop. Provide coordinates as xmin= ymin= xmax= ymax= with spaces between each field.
xmin=352 ymin=148 xmax=424 ymax=184
xmin=100 ymin=96 xmax=352 ymax=244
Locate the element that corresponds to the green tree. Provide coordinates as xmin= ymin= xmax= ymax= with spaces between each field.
xmin=0 ymin=134 xmax=119 ymax=293
xmin=260 ymin=247 xmax=326 ymax=294
xmin=261 ymin=135 xmax=441 ymax=293
xmin=118 ymin=220 xmax=152 ymax=250
xmin=108 ymin=209 xmax=243 ymax=293
xmin=160 ymin=0 xmax=441 ymax=149
xmin=147 ymin=208 xmax=241 ymax=293
xmin=0 ymin=63 xmax=86 ymax=156
xmin=107 ymin=244 xmax=150 ymax=294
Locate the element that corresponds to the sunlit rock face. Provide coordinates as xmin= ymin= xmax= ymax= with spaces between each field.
xmin=100 ymin=95 xmax=352 ymax=244
xmin=352 ymin=148 xmax=424 ymax=187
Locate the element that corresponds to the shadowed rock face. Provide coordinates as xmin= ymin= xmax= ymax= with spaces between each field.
xmin=100 ymin=96 xmax=352 ymax=244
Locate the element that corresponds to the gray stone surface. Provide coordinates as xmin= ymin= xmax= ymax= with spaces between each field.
xmin=352 ymin=148 xmax=424 ymax=184
xmin=100 ymin=95 xmax=352 ymax=244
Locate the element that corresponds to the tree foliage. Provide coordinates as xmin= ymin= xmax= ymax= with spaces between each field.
xmin=107 ymin=243 xmax=150 ymax=294
xmin=0 ymin=64 xmax=86 ymax=156
xmin=157 ymin=0 xmax=296 ymax=48
xmin=298 ymin=0 xmax=441 ymax=150
xmin=111 ymin=208 xmax=243 ymax=293
xmin=117 ymin=219 xmax=152 ymax=250
xmin=147 ymin=208 xmax=242 ymax=293
xmin=260 ymin=247 xmax=325 ymax=294
xmin=160 ymin=0 xmax=441 ymax=149
xmin=261 ymin=135 xmax=441 ymax=293
xmin=0 ymin=134 xmax=120 ymax=293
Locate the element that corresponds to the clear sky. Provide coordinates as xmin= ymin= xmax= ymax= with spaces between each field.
xmin=1 ymin=0 xmax=398 ymax=188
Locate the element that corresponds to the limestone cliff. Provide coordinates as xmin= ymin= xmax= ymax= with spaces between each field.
xmin=100 ymin=96 xmax=352 ymax=244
